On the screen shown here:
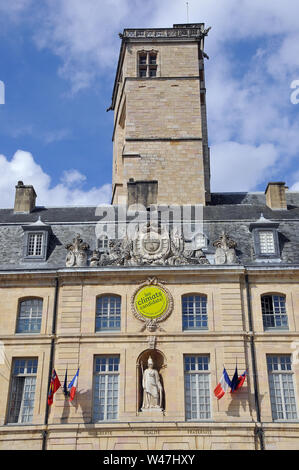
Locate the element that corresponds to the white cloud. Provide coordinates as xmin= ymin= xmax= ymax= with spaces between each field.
xmin=32 ymin=0 xmax=155 ymax=93
xmin=8 ymin=125 xmax=71 ymax=144
xmin=2 ymin=0 xmax=299 ymax=194
xmin=0 ymin=150 xmax=111 ymax=208
xmin=61 ymin=169 xmax=86 ymax=187
xmin=211 ymin=142 xmax=279 ymax=191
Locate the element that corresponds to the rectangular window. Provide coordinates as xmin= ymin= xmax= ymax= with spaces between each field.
xmin=149 ymin=68 xmax=157 ymax=77
xmin=138 ymin=52 xmax=157 ymax=78
xmin=139 ymin=54 xmax=147 ymax=65
xmin=93 ymin=356 xmax=119 ymax=422
xmin=259 ymin=231 xmax=275 ymax=254
xmin=7 ymin=358 xmax=38 ymax=424
xmin=16 ymin=298 xmax=43 ymax=334
xmin=267 ymin=355 xmax=297 ymax=421
xmin=27 ymin=233 xmax=43 ymax=256
xmin=262 ymin=295 xmax=288 ymax=330
xmin=95 ymin=295 xmax=121 ymax=332
xmin=149 ymin=54 xmax=156 ymax=65
xmin=184 ymin=355 xmax=211 ymax=421
xmin=182 ymin=295 xmax=208 ymax=330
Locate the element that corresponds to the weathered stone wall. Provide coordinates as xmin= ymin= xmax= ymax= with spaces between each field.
xmin=112 ymin=41 xmax=210 ymax=205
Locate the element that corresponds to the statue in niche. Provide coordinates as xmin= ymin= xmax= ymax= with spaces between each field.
xmin=141 ymin=356 xmax=163 ymax=410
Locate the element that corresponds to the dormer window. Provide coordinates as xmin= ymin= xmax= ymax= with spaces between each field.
xmin=138 ymin=51 xmax=158 ymax=78
xmin=22 ymin=217 xmax=51 ymax=262
xmin=249 ymin=214 xmax=280 ymax=259
xmin=27 ymin=233 xmax=43 ymax=257
xmin=259 ymin=231 xmax=276 ymax=255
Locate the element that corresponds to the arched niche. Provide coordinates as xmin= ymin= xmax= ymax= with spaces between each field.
xmin=136 ymin=349 xmax=166 ymax=412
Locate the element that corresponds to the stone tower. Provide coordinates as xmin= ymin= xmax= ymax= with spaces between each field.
xmin=109 ymin=23 xmax=211 ymax=207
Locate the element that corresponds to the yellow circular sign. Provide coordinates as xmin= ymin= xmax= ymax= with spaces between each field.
xmin=134 ymin=285 xmax=169 ymax=319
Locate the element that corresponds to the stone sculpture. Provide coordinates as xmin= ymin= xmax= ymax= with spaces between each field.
xmin=141 ymin=356 xmax=163 ymax=410
xmin=93 ymin=223 xmax=209 ymax=267
xmin=213 ymin=231 xmax=238 ymax=265
xmin=65 ymin=234 xmax=89 ymax=267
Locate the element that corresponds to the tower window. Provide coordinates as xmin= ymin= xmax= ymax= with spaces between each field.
xmin=139 ymin=54 xmax=147 ymax=65
xmin=149 ymin=54 xmax=156 ymax=65
xmin=138 ymin=51 xmax=158 ymax=78
xmin=149 ymin=68 xmax=157 ymax=77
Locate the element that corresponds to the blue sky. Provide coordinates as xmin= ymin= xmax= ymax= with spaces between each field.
xmin=0 ymin=0 xmax=298 ymax=208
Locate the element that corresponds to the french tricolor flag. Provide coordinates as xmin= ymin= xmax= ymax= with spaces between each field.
xmin=214 ymin=368 xmax=231 ymax=400
xmin=68 ymin=368 xmax=79 ymax=402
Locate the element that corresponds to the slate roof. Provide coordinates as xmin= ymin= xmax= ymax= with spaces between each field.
xmin=0 ymin=191 xmax=299 ymax=271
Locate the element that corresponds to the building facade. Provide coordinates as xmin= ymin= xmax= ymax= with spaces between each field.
xmin=0 ymin=23 xmax=299 ymax=451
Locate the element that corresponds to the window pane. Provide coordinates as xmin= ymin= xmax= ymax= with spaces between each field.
xmin=96 ymin=295 xmax=121 ymax=332
xmin=259 ymin=231 xmax=275 ymax=254
xmin=139 ymin=68 xmax=146 ymax=78
xmin=98 ymin=236 xmax=108 ymax=250
xmin=182 ymin=295 xmax=208 ymax=330
xmin=262 ymin=295 xmax=288 ymax=330
xmin=184 ymin=356 xmax=210 ymax=421
xmin=267 ymin=355 xmax=297 ymax=421
xmin=93 ymin=356 xmax=119 ymax=422
xmin=149 ymin=54 xmax=157 ymax=64
xmin=27 ymin=233 xmax=43 ymax=256
xmin=16 ymin=299 xmax=43 ymax=334
xmin=149 ymin=68 xmax=157 ymax=77
xmin=7 ymin=359 xmax=38 ymax=424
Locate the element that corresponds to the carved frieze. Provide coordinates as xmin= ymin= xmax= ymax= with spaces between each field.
xmin=65 ymin=223 xmax=211 ymax=268
xmin=122 ymin=25 xmax=211 ymax=40
xmin=93 ymin=223 xmax=209 ymax=267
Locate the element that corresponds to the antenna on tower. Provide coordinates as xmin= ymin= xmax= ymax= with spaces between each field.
xmin=186 ymin=2 xmax=189 ymax=23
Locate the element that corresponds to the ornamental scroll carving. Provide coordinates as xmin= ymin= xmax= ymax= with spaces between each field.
xmin=92 ymin=223 xmax=209 ymax=267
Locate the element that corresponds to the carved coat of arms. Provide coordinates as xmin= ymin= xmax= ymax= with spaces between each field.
xmin=132 ymin=223 xmax=170 ymax=265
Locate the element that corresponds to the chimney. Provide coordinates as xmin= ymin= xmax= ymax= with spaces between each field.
xmin=14 ymin=181 xmax=37 ymax=213
xmin=265 ymin=182 xmax=287 ymax=210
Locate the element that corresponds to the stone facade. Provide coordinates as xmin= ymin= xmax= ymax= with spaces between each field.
xmin=0 ymin=23 xmax=299 ymax=451
xmin=0 ymin=268 xmax=299 ymax=450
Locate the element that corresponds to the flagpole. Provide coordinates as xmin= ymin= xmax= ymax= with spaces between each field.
xmin=42 ymin=277 xmax=59 ymax=451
